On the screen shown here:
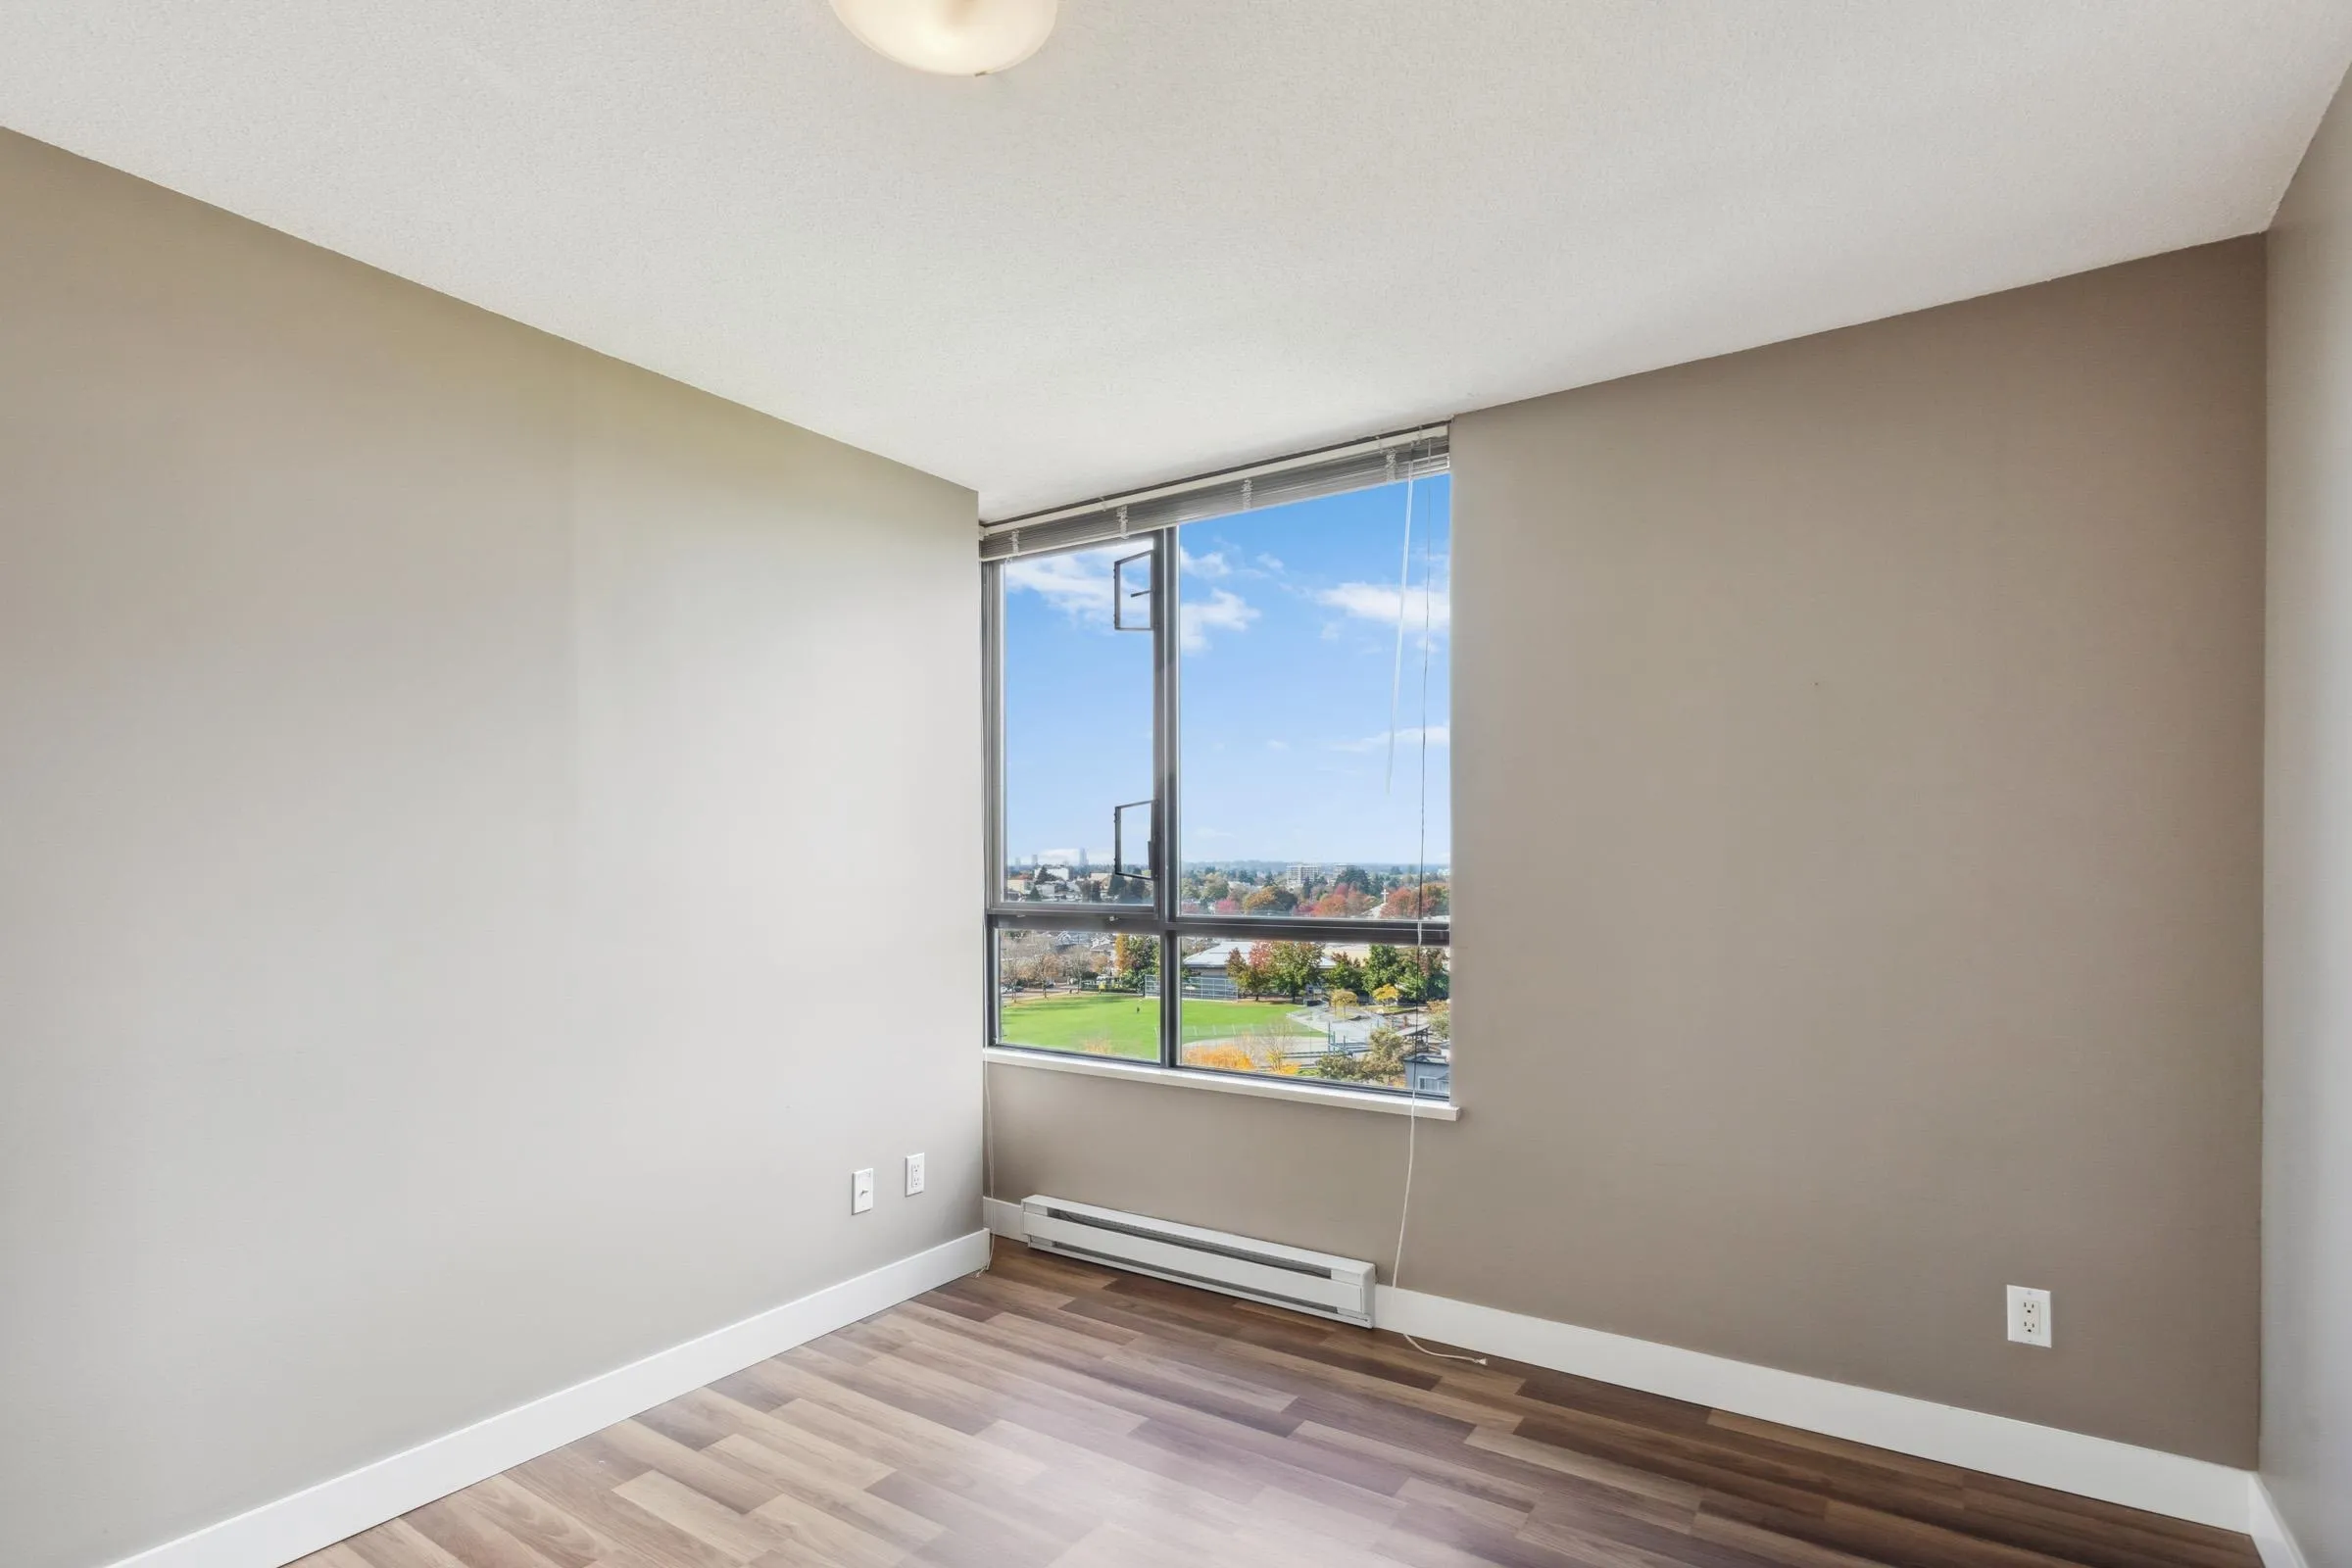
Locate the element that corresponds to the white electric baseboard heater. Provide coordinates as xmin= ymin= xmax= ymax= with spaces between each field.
xmin=1019 ymin=1195 xmax=1377 ymax=1327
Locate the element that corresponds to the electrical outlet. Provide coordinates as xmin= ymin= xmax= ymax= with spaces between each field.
xmin=2007 ymin=1285 xmax=2052 ymax=1348
xmin=906 ymin=1152 xmax=926 ymax=1196
xmin=852 ymin=1168 xmax=874 ymax=1215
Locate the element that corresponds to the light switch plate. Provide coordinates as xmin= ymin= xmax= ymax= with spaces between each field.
xmin=852 ymin=1168 xmax=874 ymax=1214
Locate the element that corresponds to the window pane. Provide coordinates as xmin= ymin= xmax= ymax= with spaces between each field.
xmin=996 ymin=928 xmax=1161 ymax=1060
xmin=1179 ymin=939 xmax=1450 ymax=1094
xmin=1175 ymin=477 xmax=1449 ymax=922
xmin=1001 ymin=541 xmax=1155 ymax=906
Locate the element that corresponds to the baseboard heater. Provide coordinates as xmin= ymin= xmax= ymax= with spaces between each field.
xmin=1018 ymin=1195 xmax=1376 ymax=1327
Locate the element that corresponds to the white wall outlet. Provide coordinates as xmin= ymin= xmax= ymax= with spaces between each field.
xmin=852 ymin=1168 xmax=874 ymax=1215
xmin=906 ymin=1152 xmax=926 ymax=1196
xmin=2007 ymin=1285 xmax=2052 ymax=1348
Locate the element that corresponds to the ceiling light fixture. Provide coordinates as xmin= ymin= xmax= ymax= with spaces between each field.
xmin=829 ymin=0 xmax=1057 ymax=76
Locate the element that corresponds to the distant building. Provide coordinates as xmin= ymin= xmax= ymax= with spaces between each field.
xmin=1180 ymin=939 xmax=1248 ymax=999
xmin=1403 ymin=1049 xmax=1450 ymax=1100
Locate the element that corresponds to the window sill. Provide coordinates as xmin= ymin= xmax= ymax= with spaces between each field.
xmin=982 ymin=1047 xmax=1460 ymax=1120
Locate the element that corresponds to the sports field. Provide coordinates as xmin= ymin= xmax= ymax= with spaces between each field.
xmin=997 ymin=992 xmax=1321 ymax=1060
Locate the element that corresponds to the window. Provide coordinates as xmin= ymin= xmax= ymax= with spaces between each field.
xmin=999 ymin=541 xmax=1154 ymax=907
xmin=984 ymin=432 xmax=1451 ymax=1098
xmin=996 ymin=928 xmax=1160 ymax=1059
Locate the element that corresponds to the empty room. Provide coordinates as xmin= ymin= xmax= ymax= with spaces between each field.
xmin=4 ymin=4 xmax=2349 ymax=1567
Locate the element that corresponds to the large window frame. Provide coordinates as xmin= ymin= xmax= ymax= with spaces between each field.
xmin=981 ymin=431 xmax=1451 ymax=1097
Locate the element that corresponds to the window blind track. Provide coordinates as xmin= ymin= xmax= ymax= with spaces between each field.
xmin=979 ymin=423 xmax=1449 ymax=561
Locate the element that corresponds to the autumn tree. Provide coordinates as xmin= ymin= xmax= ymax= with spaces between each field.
xmin=1362 ymin=1024 xmax=1408 ymax=1080
xmin=1225 ymin=948 xmax=1273 ymax=999
xmin=1310 ymin=887 xmax=1375 ymax=917
xmin=1364 ymin=945 xmax=1409 ymax=996
xmin=1111 ymin=934 xmax=1157 ymax=990
xmin=1241 ymin=884 xmax=1298 ymax=914
xmin=1305 ymin=1049 xmax=1370 ymax=1082
xmin=1262 ymin=941 xmax=1326 ymax=1002
xmin=1364 ymin=943 xmax=1449 ymax=1003
xmin=1411 ymin=946 xmax=1451 ymax=1002
xmin=1380 ymin=881 xmax=1449 ymax=919
xmin=1244 ymin=942 xmax=1284 ymax=999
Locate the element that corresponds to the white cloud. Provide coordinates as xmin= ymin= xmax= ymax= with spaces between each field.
xmin=1265 ymin=739 xmax=1290 ymax=752
xmin=1180 ymin=546 xmax=1231 ymax=578
xmin=1007 ymin=552 xmax=1260 ymax=653
xmin=1004 ymin=551 xmax=1112 ymax=624
xmin=1256 ymin=554 xmax=1286 ymax=572
xmin=1328 ymin=725 xmax=1450 ymax=754
xmin=1180 ymin=588 xmax=1258 ymax=652
xmin=1315 ymin=582 xmax=1450 ymax=633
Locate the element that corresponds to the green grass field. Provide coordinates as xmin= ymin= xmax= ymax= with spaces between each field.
xmin=998 ymin=992 xmax=1321 ymax=1060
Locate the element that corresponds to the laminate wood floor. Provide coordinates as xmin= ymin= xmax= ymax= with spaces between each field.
xmin=300 ymin=1239 xmax=2260 ymax=1568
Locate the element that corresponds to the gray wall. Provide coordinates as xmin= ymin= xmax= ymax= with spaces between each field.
xmin=2264 ymin=67 xmax=2352 ymax=1567
xmin=0 ymin=129 xmax=981 ymax=1568
xmin=989 ymin=240 xmax=2266 ymax=1465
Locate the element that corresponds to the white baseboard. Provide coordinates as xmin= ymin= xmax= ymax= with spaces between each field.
xmin=984 ymin=1203 xmax=2253 ymax=1536
xmin=102 ymin=1228 xmax=993 ymax=1568
xmin=2247 ymin=1475 xmax=2313 ymax=1568
xmin=1373 ymin=1283 xmax=2254 ymax=1534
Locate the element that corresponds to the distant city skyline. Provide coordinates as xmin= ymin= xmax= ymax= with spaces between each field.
xmin=1007 ymin=853 xmax=1449 ymax=872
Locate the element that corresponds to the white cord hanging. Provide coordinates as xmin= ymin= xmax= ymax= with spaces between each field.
xmin=1391 ymin=455 xmax=1482 ymax=1366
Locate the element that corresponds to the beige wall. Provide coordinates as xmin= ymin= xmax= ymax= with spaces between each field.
xmin=2264 ymin=68 xmax=2352 ymax=1567
xmin=990 ymin=239 xmax=2266 ymax=1464
xmin=0 ymin=130 xmax=981 ymax=1568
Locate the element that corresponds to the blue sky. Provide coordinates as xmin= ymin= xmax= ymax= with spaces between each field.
xmin=1002 ymin=475 xmax=1450 ymax=873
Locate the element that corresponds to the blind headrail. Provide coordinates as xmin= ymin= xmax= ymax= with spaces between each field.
xmin=980 ymin=423 xmax=1449 ymax=562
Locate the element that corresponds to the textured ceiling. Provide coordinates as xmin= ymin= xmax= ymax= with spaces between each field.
xmin=2 ymin=2 xmax=2349 ymax=516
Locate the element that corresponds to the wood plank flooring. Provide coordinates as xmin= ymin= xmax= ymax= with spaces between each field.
xmin=300 ymin=1239 xmax=2261 ymax=1568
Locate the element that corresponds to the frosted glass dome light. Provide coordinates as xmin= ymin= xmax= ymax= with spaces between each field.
xmin=829 ymin=0 xmax=1058 ymax=76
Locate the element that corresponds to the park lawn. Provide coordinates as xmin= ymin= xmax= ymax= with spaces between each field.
xmin=999 ymin=992 xmax=1320 ymax=1061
